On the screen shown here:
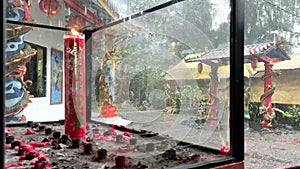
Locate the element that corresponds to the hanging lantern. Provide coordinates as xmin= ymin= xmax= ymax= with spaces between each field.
xmin=38 ymin=0 xmax=61 ymax=16
xmin=69 ymin=15 xmax=86 ymax=30
xmin=251 ymin=58 xmax=258 ymax=70
xmin=197 ymin=63 xmax=203 ymax=73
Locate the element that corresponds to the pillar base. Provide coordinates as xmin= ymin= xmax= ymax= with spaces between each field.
xmin=262 ymin=120 xmax=272 ymax=129
xmin=206 ymin=118 xmax=219 ymax=126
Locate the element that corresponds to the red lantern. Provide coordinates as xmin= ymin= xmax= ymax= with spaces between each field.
xmin=251 ymin=58 xmax=258 ymax=70
xmin=69 ymin=15 xmax=86 ymax=29
xmin=39 ymin=0 xmax=61 ymax=16
xmin=197 ymin=63 xmax=203 ymax=73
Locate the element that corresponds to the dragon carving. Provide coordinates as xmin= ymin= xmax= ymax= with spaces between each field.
xmin=5 ymin=0 xmax=36 ymax=122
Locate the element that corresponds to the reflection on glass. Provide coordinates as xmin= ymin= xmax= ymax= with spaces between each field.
xmin=91 ymin=0 xmax=230 ymax=155
xmin=24 ymin=42 xmax=47 ymax=98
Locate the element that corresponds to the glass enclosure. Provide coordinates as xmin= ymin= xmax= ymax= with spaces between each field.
xmin=3 ymin=0 xmax=244 ymax=168
xmin=90 ymin=0 xmax=230 ymax=151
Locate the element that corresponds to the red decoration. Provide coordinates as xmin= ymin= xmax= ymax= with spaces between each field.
xmin=123 ymin=132 xmax=131 ymax=137
xmin=29 ymin=142 xmax=51 ymax=147
xmin=220 ymin=140 xmax=230 ymax=155
xmin=39 ymin=0 xmax=61 ymax=16
xmin=5 ymin=163 xmax=24 ymax=169
xmin=101 ymin=104 xmax=117 ymax=118
xmin=197 ymin=63 xmax=203 ymax=73
xmin=25 ymin=128 xmax=36 ymax=135
xmin=69 ymin=15 xmax=86 ymax=29
xmin=251 ymin=58 xmax=258 ymax=70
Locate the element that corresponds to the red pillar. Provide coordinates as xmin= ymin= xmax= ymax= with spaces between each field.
xmin=206 ymin=64 xmax=219 ymax=126
xmin=64 ymin=34 xmax=86 ymax=139
xmin=262 ymin=61 xmax=274 ymax=128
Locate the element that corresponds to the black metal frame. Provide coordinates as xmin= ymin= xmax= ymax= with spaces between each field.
xmin=1 ymin=1 xmax=5 ymax=168
xmin=230 ymin=0 xmax=245 ymax=162
xmin=1 ymin=0 xmax=244 ymax=168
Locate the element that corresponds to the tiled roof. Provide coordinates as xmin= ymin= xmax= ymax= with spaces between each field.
xmin=184 ymin=42 xmax=290 ymax=63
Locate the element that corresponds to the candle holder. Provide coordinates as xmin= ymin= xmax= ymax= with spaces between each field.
xmin=11 ymin=141 xmax=21 ymax=149
xmin=71 ymin=138 xmax=81 ymax=148
xmin=116 ymin=134 xmax=124 ymax=143
xmin=162 ymin=148 xmax=177 ymax=160
xmin=6 ymin=135 xmax=14 ymax=144
xmin=25 ymin=152 xmax=36 ymax=160
xmin=17 ymin=146 xmax=25 ymax=156
xmin=38 ymin=125 xmax=46 ymax=132
xmin=61 ymin=134 xmax=72 ymax=145
xmin=129 ymin=138 xmax=137 ymax=145
xmin=97 ymin=148 xmax=107 ymax=161
xmin=53 ymin=131 xmax=61 ymax=139
xmin=115 ymin=156 xmax=126 ymax=168
xmin=83 ymin=142 xmax=93 ymax=154
xmin=45 ymin=128 xmax=52 ymax=135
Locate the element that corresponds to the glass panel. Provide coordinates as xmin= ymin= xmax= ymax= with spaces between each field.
xmin=109 ymin=0 xmax=174 ymax=17
xmin=6 ymin=0 xmax=65 ymax=27
xmin=5 ymin=0 xmax=233 ymax=168
xmin=23 ymin=41 xmax=47 ymax=97
xmin=244 ymin=0 xmax=300 ymax=168
xmin=91 ymin=0 xmax=231 ymax=167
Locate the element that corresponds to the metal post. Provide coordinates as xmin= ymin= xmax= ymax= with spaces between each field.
xmin=84 ymin=30 xmax=92 ymax=122
xmin=230 ymin=0 xmax=245 ymax=162
xmin=1 ymin=1 xmax=6 ymax=168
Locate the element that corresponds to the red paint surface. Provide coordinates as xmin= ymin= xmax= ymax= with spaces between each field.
xmin=29 ymin=142 xmax=51 ymax=147
xmin=262 ymin=61 xmax=274 ymax=128
xmin=213 ymin=162 xmax=244 ymax=169
xmin=25 ymin=128 xmax=36 ymax=135
xmin=207 ymin=65 xmax=219 ymax=126
xmin=64 ymin=35 xmax=86 ymax=139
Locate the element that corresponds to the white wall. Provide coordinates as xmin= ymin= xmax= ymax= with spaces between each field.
xmin=22 ymin=0 xmax=66 ymax=122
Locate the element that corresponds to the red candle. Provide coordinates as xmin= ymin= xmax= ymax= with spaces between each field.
xmin=64 ymin=34 xmax=86 ymax=139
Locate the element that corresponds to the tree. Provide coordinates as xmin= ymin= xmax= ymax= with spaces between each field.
xmin=245 ymin=0 xmax=299 ymax=52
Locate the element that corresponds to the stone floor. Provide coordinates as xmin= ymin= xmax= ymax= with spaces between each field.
xmin=244 ymin=125 xmax=300 ymax=169
xmin=5 ymin=109 xmax=300 ymax=169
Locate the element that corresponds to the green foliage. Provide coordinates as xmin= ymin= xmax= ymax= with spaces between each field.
xmin=245 ymin=0 xmax=297 ymax=51
xmin=249 ymin=102 xmax=264 ymax=123
xmin=181 ymin=85 xmax=206 ymax=108
xmin=249 ymin=103 xmax=300 ymax=128
xmin=285 ymin=105 xmax=300 ymax=128
xmin=129 ymin=68 xmax=167 ymax=110
xmin=164 ymin=84 xmax=207 ymax=114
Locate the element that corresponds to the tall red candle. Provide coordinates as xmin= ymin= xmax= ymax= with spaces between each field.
xmin=64 ymin=34 xmax=86 ymax=139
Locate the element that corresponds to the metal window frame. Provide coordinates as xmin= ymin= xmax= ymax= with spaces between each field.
xmin=0 ymin=0 xmax=244 ymax=168
xmin=1 ymin=1 xmax=6 ymax=169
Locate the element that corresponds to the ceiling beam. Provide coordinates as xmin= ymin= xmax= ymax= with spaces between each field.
xmin=64 ymin=0 xmax=105 ymax=26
